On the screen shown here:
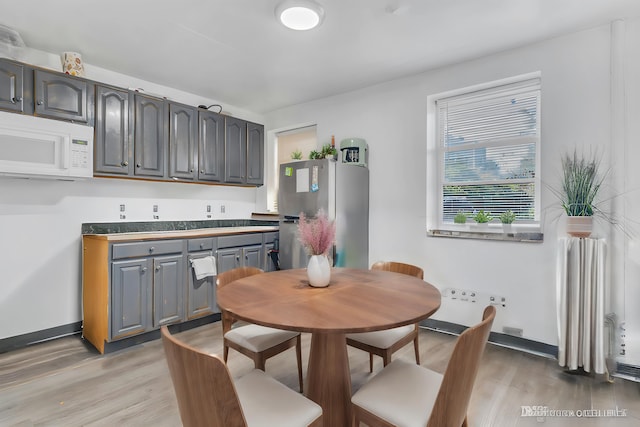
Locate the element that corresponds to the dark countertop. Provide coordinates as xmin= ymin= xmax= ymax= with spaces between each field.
xmin=81 ymin=219 xmax=278 ymax=235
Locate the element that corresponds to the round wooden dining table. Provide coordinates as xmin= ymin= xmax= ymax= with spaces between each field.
xmin=216 ymin=267 xmax=442 ymax=427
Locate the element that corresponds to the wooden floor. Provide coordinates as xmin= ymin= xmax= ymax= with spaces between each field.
xmin=1 ymin=322 xmax=639 ymax=426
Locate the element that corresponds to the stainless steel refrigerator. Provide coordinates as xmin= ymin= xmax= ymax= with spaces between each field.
xmin=278 ymin=159 xmax=369 ymax=270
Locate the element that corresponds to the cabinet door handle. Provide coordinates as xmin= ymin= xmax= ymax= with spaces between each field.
xmin=190 ymin=168 xmax=194 ymax=173
xmin=236 ymin=255 xmax=240 ymax=261
xmin=121 ymin=161 xmax=129 ymax=167
xmin=155 ymin=265 xmax=161 ymax=272
xmin=200 ymin=170 xmax=204 ymax=173
xmin=141 ymin=267 xmax=148 ymax=273
xmin=149 ymin=247 xmax=155 ymax=253
xmin=200 ymin=243 xmax=204 ymax=249
xmin=11 ymin=96 xmax=22 ymax=103
xmin=37 ymin=100 xmax=44 ymax=106
xmin=136 ymin=163 xmax=142 ymax=168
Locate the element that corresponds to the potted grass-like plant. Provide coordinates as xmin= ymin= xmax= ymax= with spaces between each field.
xmin=557 ymin=150 xmax=606 ymax=238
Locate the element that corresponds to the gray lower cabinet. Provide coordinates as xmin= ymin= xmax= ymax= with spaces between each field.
xmin=217 ymin=234 xmax=264 ymax=273
xmin=169 ymin=102 xmax=198 ymax=180
xmin=263 ymin=232 xmax=279 ymax=272
xmin=109 ymin=239 xmax=184 ymax=341
xmin=152 ymin=254 xmax=185 ymax=327
xmin=134 ymin=93 xmax=167 ymax=178
xmin=111 ymin=258 xmax=151 ymax=340
xmin=110 ymin=252 xmax=188 ymax=339
xmin=82 ymin=231 xmax=276 ymax=353
xmin=34 ymin=69 xmax=93 ymax=124
xmin=187 ymin=237 xmax=219 ymax=319
xmin=94 ymin=85 xmax=131 ymax=175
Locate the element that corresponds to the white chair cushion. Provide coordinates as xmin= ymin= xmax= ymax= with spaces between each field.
xmin=346 ymin=324 xmax=415 ymax=349
xmin=235 ymin=369 xmax=322 ymax=427
xmin=225 ymin=324 xmax=299 ymax=352
xmin=351 ymin=359 xmax=442 ymax=427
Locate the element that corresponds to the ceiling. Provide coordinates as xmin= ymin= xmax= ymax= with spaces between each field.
xmin=2 ymin=0 xmax=640 ymax=114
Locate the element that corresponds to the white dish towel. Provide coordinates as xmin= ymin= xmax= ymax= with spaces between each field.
xmin=191 ymin=256 xmax=217 ymax=280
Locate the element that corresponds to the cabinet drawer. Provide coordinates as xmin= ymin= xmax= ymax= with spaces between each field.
xmin=218 ymin=234 xmax=262 ymax=248
xmin=187 ymin=237 xmax=216 ymax=252
xmin=112 ymin=240 xmax=184 ymax=259
xmin=263 ymin=232 xmax=278 ymax=244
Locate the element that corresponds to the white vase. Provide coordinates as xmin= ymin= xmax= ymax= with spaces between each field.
xmin=307 ymin=255 xmax=331 ymax=287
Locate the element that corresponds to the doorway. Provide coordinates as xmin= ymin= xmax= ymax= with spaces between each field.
xmin=268 ymin=125 xmax=317 ymax=212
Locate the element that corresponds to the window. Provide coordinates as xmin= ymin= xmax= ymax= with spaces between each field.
xmin=435 ymin=77 xmax=541 ymax=229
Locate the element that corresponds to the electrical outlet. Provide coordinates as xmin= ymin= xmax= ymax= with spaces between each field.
xmin=220 ymin=205 xmax=226 ymax=213
xmin=489 ymin=295 xmax=507 ymax=307
xmin=206 ymin=205 xmax=211 ymax=213
xmin=153 ymin=205 xmax=158 ymax=213
xmin=120 ymin=204 xmax=125 ymax=212
xmin=443 ymin=288 xmax=477 ymax=303
xmin=503 ymin=326 xmax=523 ymax=337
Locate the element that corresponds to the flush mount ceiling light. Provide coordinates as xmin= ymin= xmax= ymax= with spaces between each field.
xmin=275 ymin=0 xmax=325 ymax=31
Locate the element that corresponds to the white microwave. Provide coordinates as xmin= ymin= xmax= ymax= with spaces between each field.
xmin=0 ymin=111 xmax=93 ymax=180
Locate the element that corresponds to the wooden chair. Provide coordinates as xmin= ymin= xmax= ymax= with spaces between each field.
xmin=346 ymin=261 xmax=424 ymax=372
xmin=351 ymin=305 xmax=496 ymax=427
xmin=217 ymin=266 xmax=304 ymax=392
xmin=161 ymin=326 xmax=322 ymax=427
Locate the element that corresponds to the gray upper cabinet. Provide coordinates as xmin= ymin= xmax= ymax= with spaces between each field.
xmin=247 ymin=121 xmax=264 ymax=186
xmin=198 ymin=109 xmax=224 ymax=182
xmin=1 ymin=59 xmax=265 ymax=186
xmin=224 ymin=116 xmax=247 ymax=184
xmin=168 ymin=103 xmax=198 ymax=181
xmin=34 ymin=69 xmax=93 ymax=124
xmin=134 ymin=93 xmax=167 ymax=178
xmin=224 ymin=116 xmax=264 ymax=186
xmin=0 ymin=59 xmax=30 ymax=114
xmin=94 ymin=85 xmax=131 ymax=175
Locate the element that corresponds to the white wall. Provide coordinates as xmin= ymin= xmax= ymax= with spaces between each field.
xmin=620 ymin=20 xmax=640 ymax=366
xmin=0 ymin=49 xmax=263 ymax=340
xmin=265 ymin=22 xmax=639 ymax=348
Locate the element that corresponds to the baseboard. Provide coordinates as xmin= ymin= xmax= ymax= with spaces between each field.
xmin=0 ymin=314 xmax=222 ymax=354
xmin=0 ymin=321 xmax=83 ymax=354
xmin=100 ymin=314 xmax=221 ymax=354
xmin=421 ymin=318 xmax=558 ymax=359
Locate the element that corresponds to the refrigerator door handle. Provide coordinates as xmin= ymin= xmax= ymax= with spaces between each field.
xmin=283 ymin=215 xmax=299 ymax=224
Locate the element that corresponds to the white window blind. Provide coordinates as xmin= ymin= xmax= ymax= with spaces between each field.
xmin=436 ymin=78 xmax=541 ymax=225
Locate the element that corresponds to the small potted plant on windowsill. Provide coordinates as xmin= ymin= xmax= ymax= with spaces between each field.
xmin=499 ymin=210 xmax=516 ymax=233
xmin=473 ymin=210 xmax=493 ymax=230
xmin=453 ymin=211 xmax=468 ymax=230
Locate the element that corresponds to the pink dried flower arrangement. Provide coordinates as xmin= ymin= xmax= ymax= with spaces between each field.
xmin=298 ymin=209 xmax=336 ymax=256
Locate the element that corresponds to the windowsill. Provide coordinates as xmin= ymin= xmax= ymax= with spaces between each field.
xmin=428 ymin=228 xmax=544 ymax=242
